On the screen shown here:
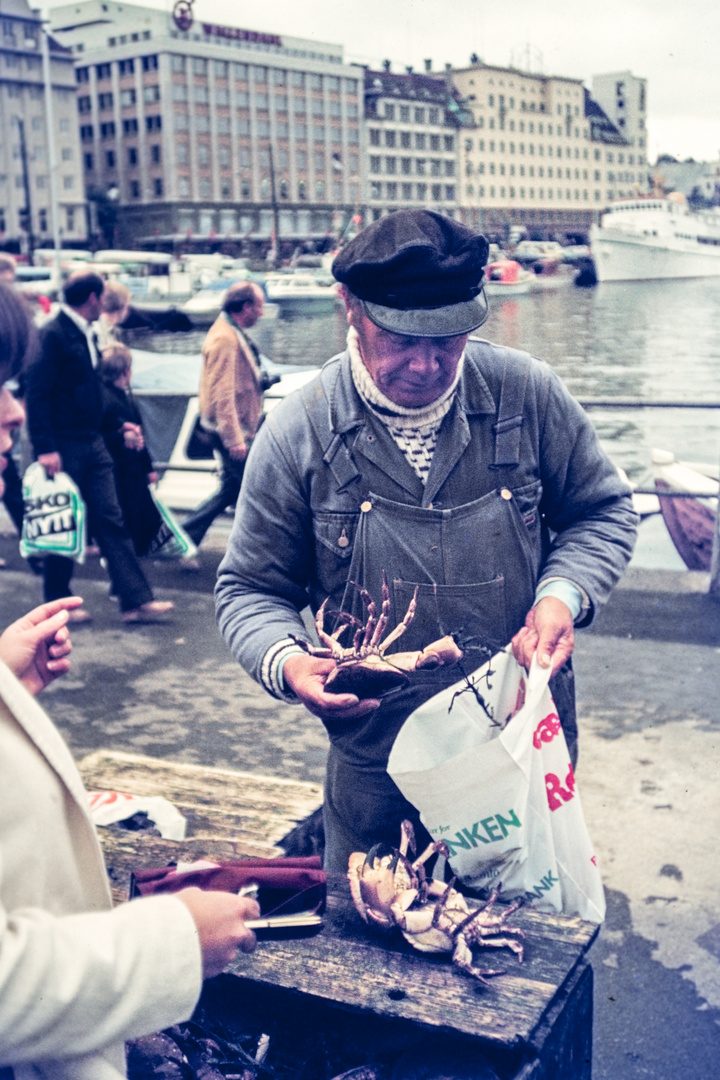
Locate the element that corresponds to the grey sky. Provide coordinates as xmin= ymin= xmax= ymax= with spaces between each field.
xmin=56 ymin=0 xmax=720 ymax=162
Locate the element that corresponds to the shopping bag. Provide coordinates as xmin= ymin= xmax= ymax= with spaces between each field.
xmin=145 ymin=492 xmax=198 ymax=560
xmin=387 ymin=646 xmax=605 ymax=923
xmin=19 ymin=462 xmax=86 ymax=561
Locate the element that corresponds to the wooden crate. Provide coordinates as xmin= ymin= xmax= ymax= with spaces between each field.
xmin=221 ymin=875 xmax=597 ymax=1080
xmin=78 ymin=749 xmax=323 ymax=860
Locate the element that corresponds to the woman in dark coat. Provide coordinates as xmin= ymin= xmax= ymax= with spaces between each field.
xmin=99 ymin=345 xmax=162 ymax=557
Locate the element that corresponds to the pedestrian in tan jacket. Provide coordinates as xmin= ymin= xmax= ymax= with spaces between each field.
xmin=182 ymin=281 xmax=265 ymax=553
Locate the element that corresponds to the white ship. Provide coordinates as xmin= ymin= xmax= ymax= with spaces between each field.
xmin=590 ymin=194 xmax=720 ymax=282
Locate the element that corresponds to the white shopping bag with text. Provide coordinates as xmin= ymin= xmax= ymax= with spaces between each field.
xmin=387 ymin=646 xmax=605 ymax=923
xmin=20 ymin=462 xmax=86 ymax=561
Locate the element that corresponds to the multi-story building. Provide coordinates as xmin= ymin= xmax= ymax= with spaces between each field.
xmin=452 ymin=61 xmax=596 ymax=237
xmin=363 ymin=62 xmax=471 ymax=220
xmin=591 ymin=71 xmax=649 ymax=203
xmin=50 ymin=1 xmax=365 ymax=250
xmin=450 ymin=60 xmax=649 ymax=240
xmin=0 ymin=0 xmax=85 ymax=252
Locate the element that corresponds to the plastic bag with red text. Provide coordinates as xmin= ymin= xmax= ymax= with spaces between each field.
xmin=387 ymin=646 xmax=605 ymax=923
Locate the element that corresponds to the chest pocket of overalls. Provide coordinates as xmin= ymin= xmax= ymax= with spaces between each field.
xmin=313 ymin=511 xmax=360 ymax=600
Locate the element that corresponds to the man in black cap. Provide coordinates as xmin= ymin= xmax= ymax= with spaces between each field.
xmin=216 ymin=210 xmax=637 ymax=870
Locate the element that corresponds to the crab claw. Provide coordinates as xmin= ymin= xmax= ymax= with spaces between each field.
xmin=414 ymin=635 xmax=464 ymax=669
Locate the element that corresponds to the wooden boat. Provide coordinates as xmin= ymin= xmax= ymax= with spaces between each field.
xmin=483 ymin=260 xmax=535 ymax=296
xmin=651 ymin=449 xmax=718 ymax=571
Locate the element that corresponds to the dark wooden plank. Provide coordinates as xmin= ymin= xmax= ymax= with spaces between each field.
xmin=226 ymin=876 xmax=599 ymax=1050
xmin=79 ymin=749 xmax=323 ymax=849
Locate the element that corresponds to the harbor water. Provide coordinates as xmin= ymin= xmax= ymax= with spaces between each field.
xmin=128 ymin=276 xmax=720 ymax=488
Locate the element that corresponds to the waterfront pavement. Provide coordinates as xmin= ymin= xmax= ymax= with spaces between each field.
xmin=1 ymin=509 xmax=719 ymax=1080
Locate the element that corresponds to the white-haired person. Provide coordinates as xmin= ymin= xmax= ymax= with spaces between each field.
xmin=0 ymin=282 xmax=260 ymax=1080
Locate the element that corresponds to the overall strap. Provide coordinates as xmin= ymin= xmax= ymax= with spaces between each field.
xmin=489 ymin=349 xmax=531 ymax=470
xmin=302 ymin=360 xmax=365 ymax=499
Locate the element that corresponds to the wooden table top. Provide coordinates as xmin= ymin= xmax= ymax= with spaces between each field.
xmin=226 ymin=875 xmax=598 ymax=1051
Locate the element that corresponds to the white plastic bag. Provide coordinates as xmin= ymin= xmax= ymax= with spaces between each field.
xmin=387 ymin=646 xmax=605 ymax=923
xmin=146 ymin=492 xmax=198 ymax=561
xmin=86 ymin=789 xmax=187 ymax=840
xmin=20 ymin=462 xmax=86 ymax=561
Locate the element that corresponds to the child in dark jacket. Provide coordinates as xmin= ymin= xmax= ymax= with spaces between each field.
xmin=99 ymin=344 xmax=163 ymax=557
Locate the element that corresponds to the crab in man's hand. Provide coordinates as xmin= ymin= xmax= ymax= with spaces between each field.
xmin=292 ymin=570 xmax=463 ymax=698
xmin=348 ymin=820 xmax=525 ymax=984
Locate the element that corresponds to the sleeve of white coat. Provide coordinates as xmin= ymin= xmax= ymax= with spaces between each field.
xmin=0 ymin=871 xmax=203 ymax=1064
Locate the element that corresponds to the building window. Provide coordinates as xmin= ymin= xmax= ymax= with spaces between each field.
xmin=80 ymin=124 xmax=93 ymax=140
xmin=386 ymin=181 xmax=398 ymax=200
xmin=106 ymin=150 xmax=115 ymax=168
xmin=118 ymin=58 xmax=134 ymax=75
xmin=66 ymin=207 xmax=75 ymax=232
xmin=130 ymin=180 xmax=140 ymax=198
xmin=194 ymin=86 xmax=209 ymax=104
xmin=215 ymin=59 xmax=229 ymax=78
xmin=315 ymin=179 xmax=325 ymax=199
xmin=123 ymin=118 xmax=139 ymax=134
xmin=171 ymin=54 xmax=186 ymax=73
xmin=78 ymin=95 xmax=91 ymax=113
xmin=96 ymin=62 xmax=111 ymax=79
xmin=146 ymin=115 xmax=162 ymax=131
xmin=297 ymin=179 xmax=306 ymax=199
xmin=153 ymin=177 xmax=163 ymax=197
xmin=430 ymin=159 xmax=441 ymax=176
xmin=291 ymin=71 xmax=305 ymax=88
xmin=415 ymin=132 xmax=426 ymax=150
xmin=370 ymin=181 xmax=381 ymax=199
xmin=430 ymin=134 xmax=440 ymax=151
xmin=193 ymin=57 xmax=208 ymax=75
xmin=77 ymin=67 xmax=89 ymax=83
xmin=84 ymin=152 xmax=93 ymax=170
xmin=99 ymin=92 xmax=115 ymax=109
xmin=178 ymin=176 xmax=190 ymax=196
xmin=143 ymin=85 xmax=160 ymax=104
xmin=402 ymin=181 xmax=412 ymax=199
xmin=101 ymin=121 xmax=116 ymax=138
xmin=253 ymin=65 xmax=268 ymax=82
xmin=119 ymin=89 xmax=135 ymax=107
xmin=128 ymin=147 xmax=138 ymax=166
xmin=416 ymin=159 xmax=426 ymax=175
xmin=416 ymin=182 xmax=427 ymax=199
xmin=385 ymin=157 xmax=396 ymax=175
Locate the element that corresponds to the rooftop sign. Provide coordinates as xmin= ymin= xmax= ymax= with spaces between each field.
xmin=201 ymin=23 xmax=282 ymax=46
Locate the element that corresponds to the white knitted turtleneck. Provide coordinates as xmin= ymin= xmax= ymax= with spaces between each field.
xmin=347 ymin=327 xmax=462 ymax=484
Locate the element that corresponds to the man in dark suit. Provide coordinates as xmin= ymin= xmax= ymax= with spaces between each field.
xmin=24 ymin=271 xmax=173 ymax=624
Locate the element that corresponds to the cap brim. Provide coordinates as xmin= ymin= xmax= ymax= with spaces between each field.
xmin=361 ymin=290 xmax=489 ymax=338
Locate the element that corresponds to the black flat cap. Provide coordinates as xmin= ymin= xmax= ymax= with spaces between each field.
xmin=332 ymin=210 xmax=490 ymax=337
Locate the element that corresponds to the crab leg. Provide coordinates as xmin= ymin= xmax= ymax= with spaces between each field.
xmin=378 ymin=585 xmax=419 ymax=654
xmin=368 ymin=570 xmax=392 ymax=651
xmin=314 ymin=599 xmax=346 ymax=659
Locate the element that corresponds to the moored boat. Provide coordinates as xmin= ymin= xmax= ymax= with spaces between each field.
xmin=263 ymin=272 xmax=340 ymax=310
xmin=483 ymin=259 xmax=535 ymax=296
xmin=590 ymin=194 xmax=720 ymax=282
xmin=651 ymin=448 xmax=718 ymax=571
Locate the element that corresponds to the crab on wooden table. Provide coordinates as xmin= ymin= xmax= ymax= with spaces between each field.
xmin=348 ymin=820 xmax=524 ymax=984
xmin=292 ymin=570 xmax=463 ymax=698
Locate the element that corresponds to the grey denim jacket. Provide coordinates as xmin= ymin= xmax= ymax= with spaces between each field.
xmin=216 ymin=338 xmax=638 ymax=688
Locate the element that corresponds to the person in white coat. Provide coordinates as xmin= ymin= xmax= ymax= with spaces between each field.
xmin=0 ymin=282 xmax=260 ymax=1080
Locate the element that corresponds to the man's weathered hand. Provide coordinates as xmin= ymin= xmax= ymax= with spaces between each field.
xmin=0 ymin=597 xmax=85 ymax=696
xmin=37 ymin=451 xmax=62 ymax=478
xmin=511 ymin=596 xmax=574 ymax=675
xmin=282 ymin=653 xmax=380 ymax=723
